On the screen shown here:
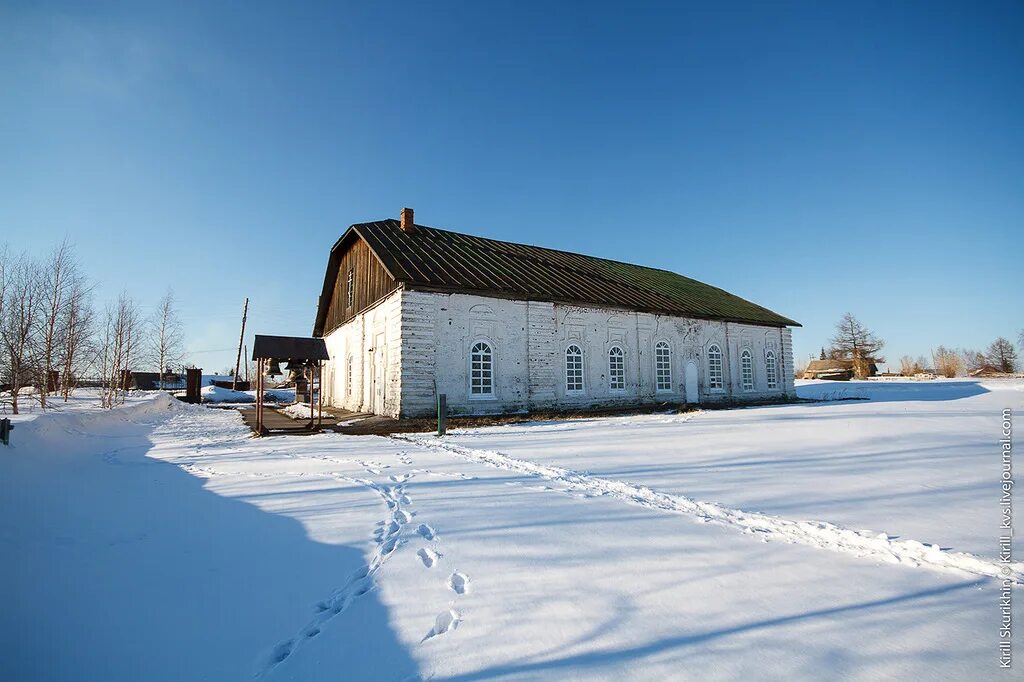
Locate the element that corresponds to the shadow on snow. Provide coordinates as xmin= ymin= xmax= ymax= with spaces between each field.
xmin=0 ymin=416 xmax=419 ymax=681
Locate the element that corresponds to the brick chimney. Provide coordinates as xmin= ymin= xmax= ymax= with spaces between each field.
xmin=400 ymin=207 xmax=415 ymax=233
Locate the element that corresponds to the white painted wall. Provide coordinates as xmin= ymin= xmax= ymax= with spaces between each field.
xmin=322 ymin=289 xmax=403 ymax=418
xmin=393 ymin=290 xmax=797 ymax=418
xmin=321 ymin=288 xmax=796 ymax=418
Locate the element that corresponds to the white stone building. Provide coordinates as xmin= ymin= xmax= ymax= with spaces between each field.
xmin=313 ymin=209 xmax=799 ymax=418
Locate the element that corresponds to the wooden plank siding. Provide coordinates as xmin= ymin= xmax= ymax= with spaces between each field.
xmin=322 ymin=237 xmax=398 ymax=336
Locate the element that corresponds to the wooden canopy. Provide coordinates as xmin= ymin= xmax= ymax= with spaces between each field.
xmin=250 ymin=335 xmax=328 ymax=437
xmin=252 ymin=335 xmax=329 ymax=361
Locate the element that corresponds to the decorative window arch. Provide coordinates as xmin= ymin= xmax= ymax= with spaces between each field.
xmin=708 ymin=344 xmax=724 ymax=389
xmin=608 ymin=346 xmax=625 ymax=392
xmin=565 ymin=345 xmax=584 ymax=393
xmin=765 ymin=350 xmax=778 ymax=390
xmin=741 ymin=349 xmax=754 ymax=391
xmin=470 ymin=341 xmax=494 ymax=397
xmin=655 ymin=341 xmax=672 ymax=392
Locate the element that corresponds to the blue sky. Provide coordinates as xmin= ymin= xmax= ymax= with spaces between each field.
xmin=1 ymin=1 xmax=1021 ymax=372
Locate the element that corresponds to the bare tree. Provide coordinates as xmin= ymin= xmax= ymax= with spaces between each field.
xmin=0 ymin=253 xmax=43 ymax=414
xmin=37 ymin=239 xmax=80 ymax=408
xmin=960 ymin=349 xmax=985 ymax=373
xmin=98 ymin=293 xmax=142 ymax=408
xmin=149 ymin=289 xmax=184 ymax=390
xmin=986 ymin=337 xmax=1019 ymax=374
xmin=59 ymin=277 xmax=95 ymax=400
xmin=0 ymin=246 xmax=8 ymax=411
xmin=899 ymin=356 xmax=917 ymax=377
xmin=932 ymin=346 xmax=963 ymax=378
xmin=829 ymin=313 xmax=885 ymax=378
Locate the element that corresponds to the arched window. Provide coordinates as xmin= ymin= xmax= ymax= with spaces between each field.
xmin=470 ymin=341 xmax=494 ymax=396
xmin=708 ymin=344 xmax=723 ymax=389
xmin=608 ymin=346 xmax=625 ymax=391
xmin=765 ymin=351 xmax=777 ymax=390
xmin=655 ymin=341 xmax=672 ymax=392
xmin=741 ymin=349 xmax=754 ymax=391
xmin=565 ymin=345 xmax=584 ymax=393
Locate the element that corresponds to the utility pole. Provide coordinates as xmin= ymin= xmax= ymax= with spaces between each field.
xmin=232 ymin=297 xmax=248 ymax=391
xmin=244 ymin=344 xmax=249 ymax=383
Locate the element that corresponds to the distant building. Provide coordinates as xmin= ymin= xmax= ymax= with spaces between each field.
xmin=312 ymin=209 xmax=801 ymax=417
xmin=802 ymin=358 xmax=879 ymax=381
xmin=128 ymin=372 xmax=184 ymax=391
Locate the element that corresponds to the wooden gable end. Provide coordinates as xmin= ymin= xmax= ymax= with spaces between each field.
xmin=322 ymin=236 xmax=398 ymax=335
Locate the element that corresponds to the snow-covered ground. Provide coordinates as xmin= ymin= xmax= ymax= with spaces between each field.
xmin=1 ymin=380 xmax=1021 ymax=680
xmin=1 ymin=387 xmax=156 ymax=423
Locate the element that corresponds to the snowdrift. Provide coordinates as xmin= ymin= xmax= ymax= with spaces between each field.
xmin=199 ymin=385 xmax=295 ymax=404
xmin=201 ymin=385 xmax=255 ymax=403
xmin=11 ymin=392 xmax=188 ymax=454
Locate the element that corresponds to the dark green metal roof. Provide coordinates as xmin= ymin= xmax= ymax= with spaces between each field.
xmin=314 ymin=219 xmax=799 ymax=335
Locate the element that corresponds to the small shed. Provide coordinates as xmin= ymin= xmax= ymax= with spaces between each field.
xmin=969 ymin=364 xmax=1006 ymax=378
xmin=802 ymin=358 xmax=879 ymax=381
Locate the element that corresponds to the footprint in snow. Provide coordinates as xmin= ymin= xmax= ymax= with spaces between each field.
xmin=417 ymin=547 xmax=439 ymax=568
xmin=270 ymin=640 xmax=293 ymax=665
xmin=417 ymin=524 xmax=436 ymax=540
xmin=448 ymin=571 xmax=470 ymax=594
xmin=422 ymin=609 xmax=461 ymax=642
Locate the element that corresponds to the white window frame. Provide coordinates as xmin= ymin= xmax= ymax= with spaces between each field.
xmin=654 ymin=341 xmax=672 ymax=393
xmin=608 ymin=346 xmax=625 ymax=393
xmin=346 ymin=269 xmax=354 ymax=307
xmin=707 ymin=344 xmax=724 ymax=390
xmin=565 ymin=344 xmax=585 ymax=394
xmin=741 ymin=348 xmax=754 ymax=391
xmin=765 ymin=350 xmax=778 ymax=390
xmin=469 ymin=340 xmax=495 ymax=399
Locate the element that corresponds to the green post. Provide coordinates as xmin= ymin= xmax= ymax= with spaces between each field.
xmin=0 ymin=418 xmax=12 ymax=446
xmin=437 ymin=394 xmax=447 ymax=436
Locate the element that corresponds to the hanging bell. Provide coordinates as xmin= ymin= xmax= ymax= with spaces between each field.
xmin=266 ymin=359 xmax=282 ymax=376
xmin=283 ymin=359 xmax=304 ymax=371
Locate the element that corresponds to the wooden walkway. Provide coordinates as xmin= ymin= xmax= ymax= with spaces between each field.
xmin=235 ymin=404 xmax=394 ymax=437
xmin=237 ymin=406 xmax=333 ymax=436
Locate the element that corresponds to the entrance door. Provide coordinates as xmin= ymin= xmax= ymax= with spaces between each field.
xmin=685 ymin=361 xmax=699 ymax=404
xmin=372 ymin=334 xmax=386 ymax=414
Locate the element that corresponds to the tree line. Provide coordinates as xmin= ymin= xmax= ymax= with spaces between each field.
xmin=0 ymin=240 xmax=185 ymax=414
xmin=804 ymin=312 xmax=1021 ymax=379
xmin=921 ymin=337 xmax=1019 ymax=377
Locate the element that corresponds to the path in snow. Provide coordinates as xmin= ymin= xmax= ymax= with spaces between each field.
xmin=257 ymin=470 xmax=407 ymax=676
xmin=399 ymin=435 xmax=1024 ymax=584
xmin=172 ymin=436 xmax=475 ymax=674
xmin=247 ymin=446 xmax=475 ymax=675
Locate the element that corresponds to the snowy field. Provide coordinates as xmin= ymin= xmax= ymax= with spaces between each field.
xmin=1 ymin=380 xmax=1021 ymax=680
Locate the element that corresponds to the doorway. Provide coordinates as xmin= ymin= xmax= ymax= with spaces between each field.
xmin=685 ymin=361 xmax=699 ymax=404
xmin=371 ymin=334 xmax=386 ymax=414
